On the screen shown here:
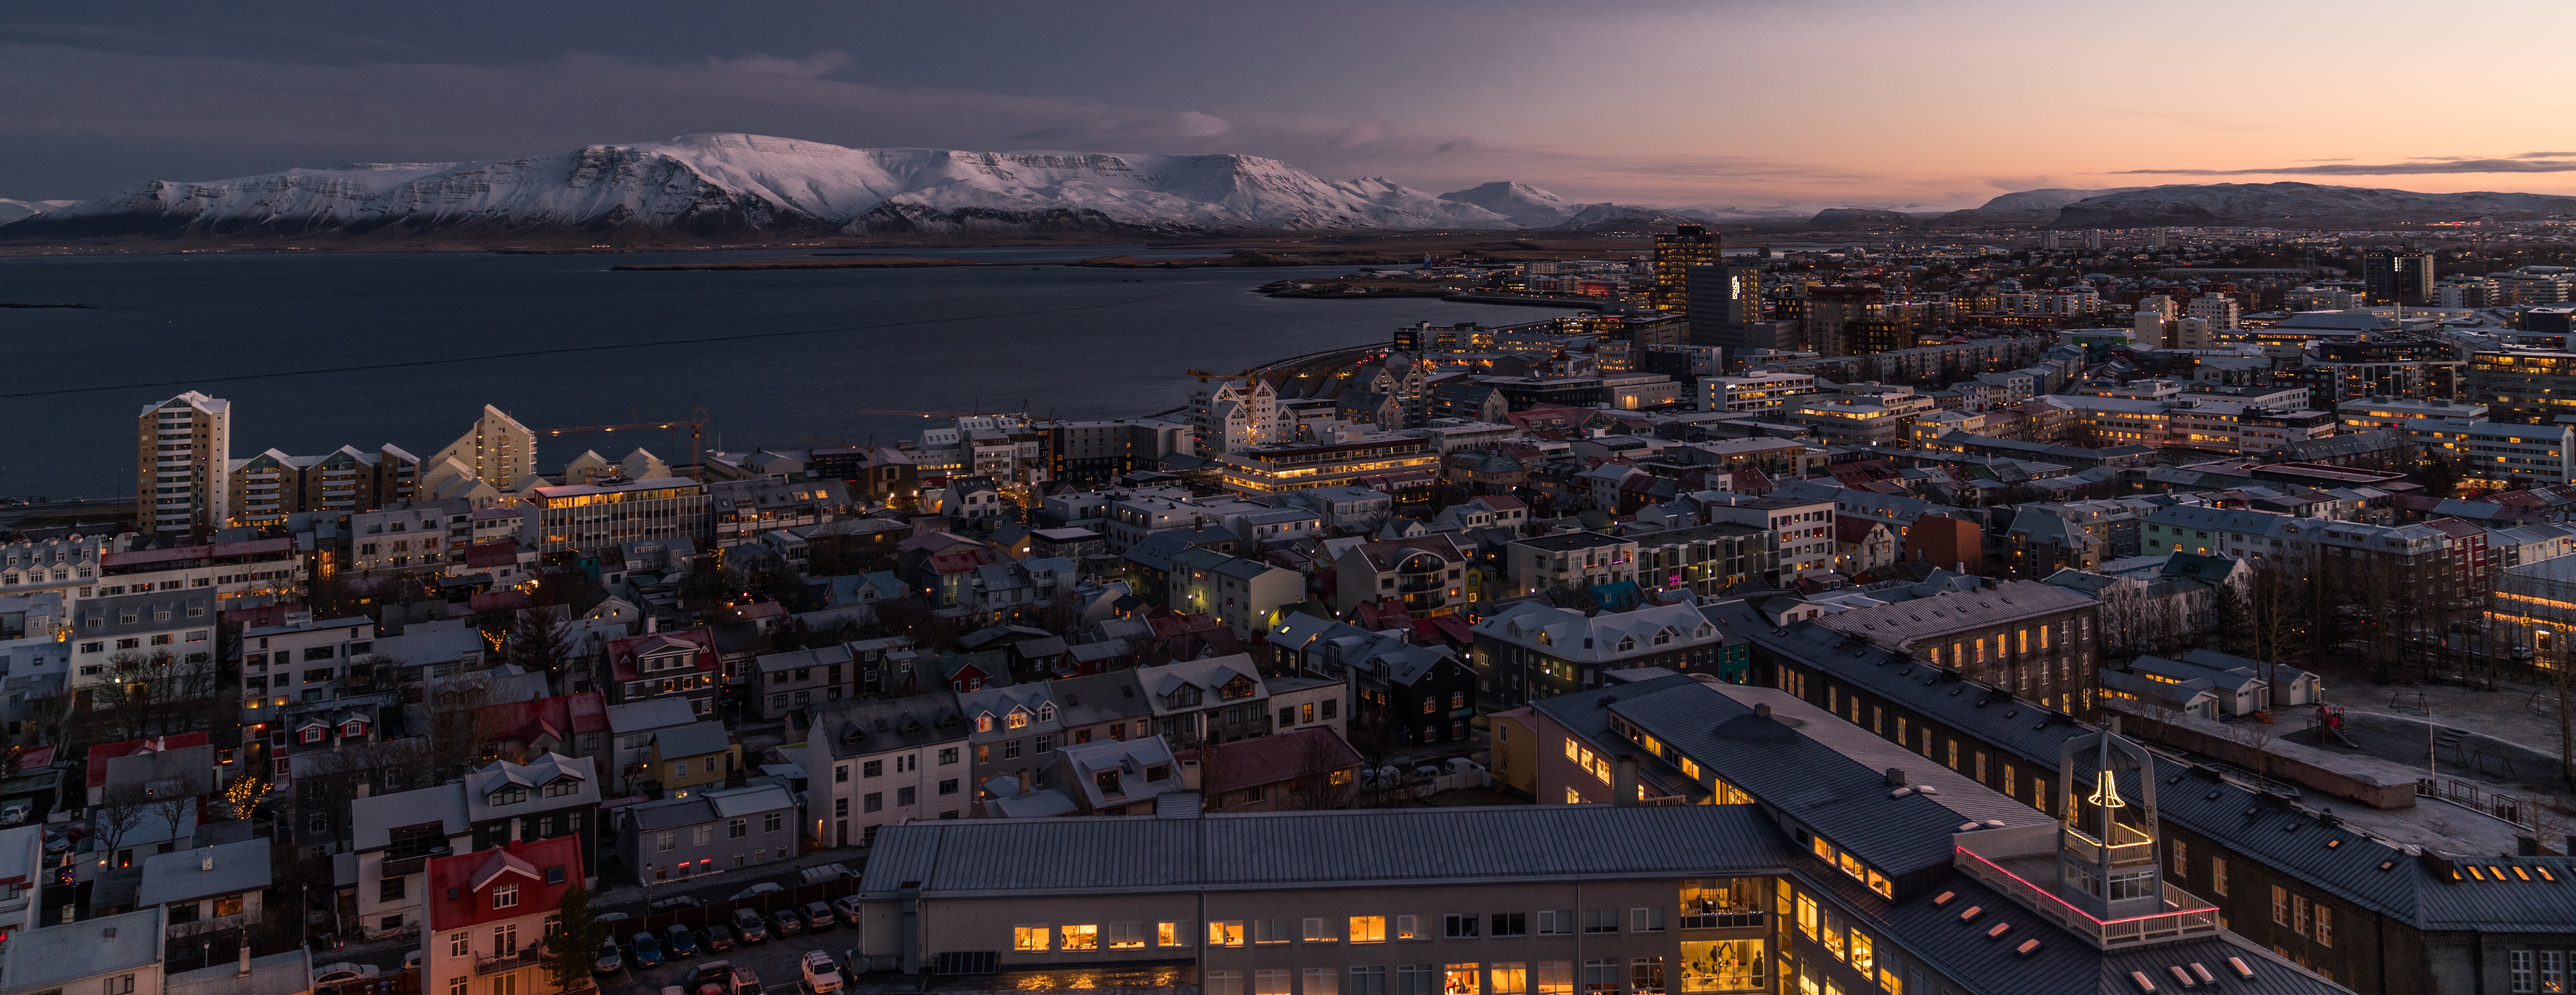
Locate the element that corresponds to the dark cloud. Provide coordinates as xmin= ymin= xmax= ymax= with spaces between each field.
xmin=2114 ymin=159 xmax=2576 ymax=176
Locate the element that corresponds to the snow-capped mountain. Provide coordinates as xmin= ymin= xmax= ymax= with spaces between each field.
xmin=0 ymin=198 xmax=79 ymax=224
xmin=1435 ymin=181 xmax=1707 ymax=231
xmin=2 ymin=134 xmax=1519 ymax=240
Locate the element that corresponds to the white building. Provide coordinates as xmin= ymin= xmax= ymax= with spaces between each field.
xmin=805 ymin=692 xmax=971 ymax=848
xmin=1699 ymin=371 xmax=1818 ymax=413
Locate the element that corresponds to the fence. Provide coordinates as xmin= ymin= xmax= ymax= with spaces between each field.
xmin=2417 ymin=776 xmax=2546 ymax=832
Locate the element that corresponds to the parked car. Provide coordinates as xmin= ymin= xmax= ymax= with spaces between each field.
xmin=312 ymin=964 xmax=381 ymax=985
xmin=731 ymin=908 xmax=770 ymax=944
xmin=830 ymin=895 xmax=864 ymax=926
xmin=665 ymin=924 xmax=700 ymax=959
xmin=702 ymin=923 xmax=735 ymax=953
xmin=650 ymin=895 xmax=704 ymax=912
xmin=767 ymin=906 xmax=802 ymax=937
xmin=595 ymin=940 xmax=625 ymax=976
xmin=630 ymin=931 xmax=665 ymax=970
xmin=403 ymin=951 xmax=422 ymax=971
xmin=801 ymin=901 xmax=836 ymax=933
xmin=690 ymin=961 xmax=738 ymax=995
xmin=800 ymin=951 xmax=844 ymax=994
xmin=799 ymin=863 xmax=852 ymax=884
xmin=730 ymin=882 xmax=784 ymax=901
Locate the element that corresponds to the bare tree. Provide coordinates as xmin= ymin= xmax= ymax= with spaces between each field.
xmin=1278 ymin=731 xmax=1361 ymax=811
xmin=146 ymin=788 xmax=196 ymax=845
xmin=508 ymin=606 xmax=574 ymax=681
xmin=92 ymin=783 xmax=151 ymax=865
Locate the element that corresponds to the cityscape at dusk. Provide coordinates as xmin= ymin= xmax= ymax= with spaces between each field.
xmin=6 ymin=5 xmax=2576 ymax=995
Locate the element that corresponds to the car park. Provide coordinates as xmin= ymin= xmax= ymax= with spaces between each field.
xmin=801 ymin=901 xmax=835 ymax=933
xmin=665 ymin=924 xmax=700 ymax=959
xmin=630 ymin=931 xmax=665 ymax=969
xmin=731 ymin=908 xmax=769 ymax=944
xmin=767 ymin=906 xmax=803 ymax=937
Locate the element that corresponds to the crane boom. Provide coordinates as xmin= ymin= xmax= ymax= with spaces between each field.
xmin=543 ymin=406 xmax=710 ymax=480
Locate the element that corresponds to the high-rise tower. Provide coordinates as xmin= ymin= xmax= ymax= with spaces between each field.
xmin=1651 ymin=224 xmax=1721 ymax=311
xmin=136 ymin=391 xmax=231 ymax=537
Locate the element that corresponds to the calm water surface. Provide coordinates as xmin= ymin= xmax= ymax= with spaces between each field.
xmin=0 ymin=247 xmax=1568 ymax=498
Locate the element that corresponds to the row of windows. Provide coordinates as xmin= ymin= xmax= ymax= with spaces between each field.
xmin=1202 ymin=956 xmax=1758 ymax=995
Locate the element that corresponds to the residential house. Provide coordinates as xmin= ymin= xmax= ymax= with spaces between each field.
xmin=602 ymin=699 xmax=698 ymax=796
xmin=1133 ymin=655 xmax=1270 ymax=747
xmin=984 ymin=735 xmax=1184 ymax=818
xmin=644 ymin=722 xmax=740 ymax=799
xmin=418 ymin=836 xmax=581 ymax=995
xmin=1047 ymin=670 xmax=1153 ymax=748
xmin=350 ymin=783 xmax=470 ymax=940
xmin=1504 ymin=531 xmax=1638 ymax=597
xmin=70 ymin=590 xmax=219 ymax=702
xmin=958 ymin=684 xmax=1061 ymax=809
xmin=1329 ymin=535 xmax=1471 ymax=617
xmin=1268 ymin=615 xmax=1474 ymax=747
xmin=460 ymin=754 xmax=601 ymax=877
xmin=750 ymin=644 xmax=853 ymax=722
xmin=1166 ymin=549 xmax=1304 ymax=640
xmin=2 ymin=908 xmax=165 ymax=995
xmin=1188 ymin=726 xmax=1362 ymax=812
xmin=135 ymin=840 xmax=268 ymax=938
xmin=616 ymin=781 xmax=799 ymax=885
xmin=602 ymin=629 xmax=720 ymax=716
xmin=806 ymin=693 xmax=972 ymax=848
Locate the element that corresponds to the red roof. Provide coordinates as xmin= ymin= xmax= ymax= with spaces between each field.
xmin=469 ymin=591 xmax=531 ymax=614
xmin=425 ymin=835 xmax=581 ymax=932
xmin=85 ymin=733 xmax=210 ymax=788
xmin=1412 ymin=614 xmax=1476 ymax=648
xmin=479 ymin=692 xmax=609 ymax=747
xmin=1182 ymin=727 xmax=1363 ymax=795
xmin=463 ymin=539 xmax=520 ymax=570
xmin=220 ymin=604 xmax=298 ymax=629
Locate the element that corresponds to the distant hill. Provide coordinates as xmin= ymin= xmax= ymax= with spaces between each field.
xmin=2050 ymin=182 xmax=2576 ymax=227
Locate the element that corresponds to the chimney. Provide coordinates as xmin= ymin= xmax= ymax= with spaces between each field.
xmin=200 ymin=852 xmax=214 ymax=872
xmin=1017 ymin=770 xmax=1032 ymax=797
xmin=1754 ymin=703 xmax=1773 ymax=720
xmin=1884 ymin=767 xmax=1906 ymax=787
xmin=1614 ymin=756 xmax=1639 ymax=806
xmin=237 ymin=937 xmax=251 ymax=977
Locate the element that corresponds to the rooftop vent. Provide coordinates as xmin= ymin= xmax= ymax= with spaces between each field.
xmin=1984 ymin=922 xmax=2011 ymax=939
xmin=1884 ymin=768 xmax=1906 ymax=787
xmin=1931 ymin=890 xmax=1956 ymax=906
xmin=2226 ymin=957 xmax=2255 ymax=980
xmin=1957 ymin=905 xmax=1982 ymax=922
xmin=2187 ymin=964 xmax=2216 ymax=985
xmin=1754 ymin=703 xmax=1773 ymax=719
xmin=2129 ymin=970 xmax=2157 ymax=993
xmin=2166 ymin=966 xmax=2195 ymax=989
xmin=2014 ymin=938 xmax=2042 ymax=958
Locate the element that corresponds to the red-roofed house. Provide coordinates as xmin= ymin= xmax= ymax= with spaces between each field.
xmin=84 ymin=732 xmax=211 ymax=797
xmin=1185 ymin=726 xmax=1363 ymax=813
xmin=473 ymin=692 xmax=610 ymax=765
xmin=421 ymin=835 xmax=581 ymax=995
xmin=461 ymin=539 xmax=535 ymax=585
xmin=604 ymin=629 xmax=719 ymax=716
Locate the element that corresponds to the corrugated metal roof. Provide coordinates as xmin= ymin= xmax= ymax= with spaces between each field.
xmin=858 ymin=805 xmax=1792 ymax=896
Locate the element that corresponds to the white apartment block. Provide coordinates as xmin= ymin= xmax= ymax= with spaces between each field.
xmin=2459 ymin=422 xmax=2576 ymax=488
xmin=1706 ymin=496 xmax=1836 ymax=578
xmin=351 ymin=500 xmax=476 ymax=574
xmin=137 ymin=391 xmax=230 ymax=536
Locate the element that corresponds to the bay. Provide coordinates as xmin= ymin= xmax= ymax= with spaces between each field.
xmin=0 ymin=247 xmax=1571 ymax=499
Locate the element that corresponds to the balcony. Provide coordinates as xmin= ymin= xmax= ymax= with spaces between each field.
xmin=1952 ymin=846 xmax=2218 ymax=948
xmin=475 ymin=947 xmax=539 ymax=975
xmin=380 ymin=846 xmax=449 ymax=878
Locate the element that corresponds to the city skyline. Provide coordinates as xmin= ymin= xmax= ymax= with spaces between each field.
xmin=7 ymin=0 xmax=2576 ymax=210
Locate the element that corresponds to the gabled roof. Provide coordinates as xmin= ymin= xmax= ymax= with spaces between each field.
xmin=425 ymin=835 xmax=579 ymax=931
xmin=652 ymin=722 xmax=732 ymax=759
xmin=1185 ymin=727 xmax=1362 ymax=795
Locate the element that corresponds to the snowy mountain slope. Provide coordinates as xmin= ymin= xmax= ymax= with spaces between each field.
xmin=2053 ymin=182 xmax=2576 ymax=227
xmin=0 ymin=198 xmax=81 ymax=224
xmin=3 ymin=134 xmax=1516 ymax=240
xmin=1437 ymin=181 xmax=1577 ymax=227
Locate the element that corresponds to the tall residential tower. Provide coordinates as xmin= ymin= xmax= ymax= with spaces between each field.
xmin=1650 ymin=224 xmax=1721 ymax=311
xmin=136 ymin=391 xmax=230 ymax=537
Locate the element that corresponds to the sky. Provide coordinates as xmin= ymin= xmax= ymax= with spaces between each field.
xmin=7 ymin=0 xmax=2576 ymax=213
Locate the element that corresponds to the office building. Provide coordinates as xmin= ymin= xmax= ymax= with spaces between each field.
xmin=136 ymin=391 xmax=230 ymax=537
xmin=2362 ymin=252 xmax=2434 ymax=306
xmin=1800 ymin=285 xmax=1884 ymax=358
xmin=518 ymin=476 xmax=711 ymax=555
xmin=1650 ymin=224 xmax=1720 ymax=311
xmin=1682 ymin=264 xmax=1765 ymax=347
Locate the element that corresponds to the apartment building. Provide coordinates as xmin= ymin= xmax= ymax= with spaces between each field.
xmin=349 ymin=500 xmax=474 ymax=574
xmin=2468 ymin=351 xmax=2576 ymax=425
xmin=1330 ymin=535 xmax=1471 ymax=618
xmin=92 ymin=537 xmax=305 ymax=611
xmin=1167 ymin=548 xmax=1304 ymax=640
xmin=1135 ymin=655 xmax=1273 ymax=747
xmin=2456 ymin=422 xmax=2576 ymax=488
xmin=806 ymin=692 xmax=972 ymax=848
xmin=1504 ymin=531 xmax=1638 ymax=597
xmin=67 ymin=590 xmax=217 ymax=697
xmin=1809 ymin=580 xmax=2103 ymax=719
xmin=1706 ymin=495 xmax=1837 ymax=579
xmin=1469 ymin=601 xmax=1729 ymax=707
xmin=420 ymin=404 xmax=540 ymax=498
xmin=136 ymin=391 xmax=230 ymax=537
xmin=238 ymin=615 xmax=374 ymax=715
xmin=227 ymin=444 xmax=419 ymax=526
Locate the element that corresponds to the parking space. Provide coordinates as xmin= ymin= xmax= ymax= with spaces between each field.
xmin=597 ymin=905 xmax=861 ymax=995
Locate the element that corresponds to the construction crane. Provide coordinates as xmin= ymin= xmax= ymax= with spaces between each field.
xmin=544 ymin=407 xmax=710 ymax=481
